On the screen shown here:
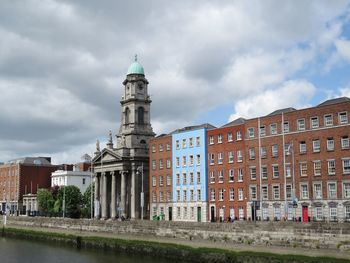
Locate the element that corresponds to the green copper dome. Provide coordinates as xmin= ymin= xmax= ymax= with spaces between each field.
xmin=127 ymin=55 xmax=144 ymax=75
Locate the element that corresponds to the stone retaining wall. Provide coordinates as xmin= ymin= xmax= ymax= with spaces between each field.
xmin=2 ymin=216 xmax=350 ymax=251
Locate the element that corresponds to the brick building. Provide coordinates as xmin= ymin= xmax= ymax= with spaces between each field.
xmin=0 ymin=157 xmax=59 ymax=214
xmin=149 ymin=134 xmax=172 ymax=220
xmin=207 ymin=118 xmax=247 ymax=222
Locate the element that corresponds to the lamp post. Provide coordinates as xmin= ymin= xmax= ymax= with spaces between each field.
xmin=62 ymin=180 xmax=66 ymax=219
xmin=137 ymin=164 xmax=144 ymax=221
xmin=287 ymin=143 xmax=296 ymax=220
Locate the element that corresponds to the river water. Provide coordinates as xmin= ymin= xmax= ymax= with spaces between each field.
xmin=0 ymin=237 xmax=174 ymax=263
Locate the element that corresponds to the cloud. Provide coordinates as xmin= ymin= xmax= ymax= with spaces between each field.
xmin=335 ymin=39 xmax=350 ymax=62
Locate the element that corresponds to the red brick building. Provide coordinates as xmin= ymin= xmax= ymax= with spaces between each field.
xmin=149 ymin=134 xmax=173 ymax=220
xmin=207 ymin=118 xmax=247 ymax=221
xmin=245 ymin=97 xmax=350 ymax=222
xmin=0 ymin=157 xmax=59 ymax=214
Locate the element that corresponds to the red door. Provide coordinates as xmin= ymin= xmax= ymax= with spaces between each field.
xmin=302 ymin=206 xmax=308 ymax=222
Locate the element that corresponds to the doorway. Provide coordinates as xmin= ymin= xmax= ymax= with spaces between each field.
xmin=197 ymin=207 xmax=201 ymax=222
xmin=168 ymin=207 xmax=172 ymax=221
xmin=302 ymin=206 xmax=308 ymax=222
xmin=210 ymin=206 xmax=215 ymax=222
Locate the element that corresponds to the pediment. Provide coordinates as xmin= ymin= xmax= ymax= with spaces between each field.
xmin=92 ymin=148 xmax=122 ymax=164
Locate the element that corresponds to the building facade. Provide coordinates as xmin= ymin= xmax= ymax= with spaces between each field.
xmin=149 ymin=134 xmax=172 ymax=220
xmin=92 ymin=58 xmax=155 ymax=220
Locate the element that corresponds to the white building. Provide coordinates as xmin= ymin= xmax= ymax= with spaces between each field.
xmin=51 ymin=168 xmax=92 ymax=194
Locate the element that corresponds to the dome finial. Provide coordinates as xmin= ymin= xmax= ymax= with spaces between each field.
xmin=134 ymin=54 xmax=137 ymax=62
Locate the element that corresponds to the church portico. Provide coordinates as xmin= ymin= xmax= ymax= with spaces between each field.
xmin=92 ymin=57 xmax=154 ymax=220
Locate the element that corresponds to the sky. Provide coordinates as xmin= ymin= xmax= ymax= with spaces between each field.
xmin=0 ymin=0 xmax=350 ymax=164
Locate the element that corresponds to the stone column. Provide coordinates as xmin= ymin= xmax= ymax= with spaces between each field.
xmin=101 ymin=172 xmax=107 ymax=219
xmin=111 ymin=171 xmax=116 ymax=219
xmin=94 ymin=174 xmax=100 ymax=219
xmin=130 ymin=166 xmax=136 ymax=219
xmin=120 ymin=171 xmax=126 ymax=218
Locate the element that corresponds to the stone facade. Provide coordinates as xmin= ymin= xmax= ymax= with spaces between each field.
xmin=92 ymin=59 xmax=155 ymax=220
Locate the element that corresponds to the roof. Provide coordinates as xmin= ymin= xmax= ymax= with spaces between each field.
xmin=171 ymin=123 xmax=216 ymax=134
xmin=127 ymin=55 xmax=144 ymax=75
xmin=5 ymin=157 xmax=52 ymax=165
xmin=317 ymin=97 xmax=350 ymax=107
xmin=266 ymin=107 xmax=296 ymax=116
xmin=221 ymin=117 xmax=246 ymax=128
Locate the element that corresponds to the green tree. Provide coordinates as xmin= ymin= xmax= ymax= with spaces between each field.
xmin=36 ymin=188 xmax=55 ymax=216
xmin=82 ymin=183 xmax=94 ymax=218
xmin=57 ymin=185 xmax=82 ymax=218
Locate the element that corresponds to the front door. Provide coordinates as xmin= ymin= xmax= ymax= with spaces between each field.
xmin=302 ymin=206 xmax=308 ymax=222
xmin=197 ymin=207 xmax=201 ymax=222
xmin=210 ymin=206 xmax=215 ymax=222
xmin=168 ymin=207 xmax=172 ymax=221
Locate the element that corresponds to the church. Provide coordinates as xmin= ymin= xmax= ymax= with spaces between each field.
xmin=92 ymin=57 xmax=155 ymax=219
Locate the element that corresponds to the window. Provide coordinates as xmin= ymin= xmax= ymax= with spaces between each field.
xmin=82 ymin=178 xmax=86 ymax=185
xmin=339 ymin=111 xmax=348 ymax=124
xmin=197 ymin=172 xmax=201 ymax=184
xmin=328 ymin=183 xmax=337 ymax=198
xmin=190 ymin=172 xmax=194 ymax=184
xmin=196 ymin=154 xmax=201 ymax=165
xmin=344 ymin=183 xmax=350 ymax=198
xmin=229 ymin=188 xmax=234 ymax=200
xmin=250 ymin=186 xmax=257 ymax=200
xmin=166 ymin=143 xmax=171 ymax=151
xmin=345 ymin=205 xmax=350 ymax=220
xmin=159 ymin=191 xmax=163 ymax=202
xmin=228 ymin=132 xmax=233 ymax=142
xmin=315 ymin=207 xmax=323 ymax=221
xmin=189 ymin=155 xmax=194 ymax=166
xmin=272 ymin=144 xmax=278 ymax=157
xmin=218 ymin=171 xmax=223 ymax=183
xmin=166 ymin=159 xmax=171 ymax=169
xmin=270 ymin=123 xmax=277 ymax=135
xmin=159 ymin=159 xmax=164 ymax=169
xmin=248 ymin=127 xmax=254 ymax=138
xmin=330 ymin=207 xmax=337 ymax=221
xmin=152 ymin=145 xmax=156 ymax=153
xmin=250 ymin=167 xmax=256 ymax=180
xmin=218 ymin=152 xmax=223 ymax=164
xmin=273 ymin=185 xmax=280 ymax=199
xmin=239 ymin=207 xmax=244 ymax=220
xmin=314 ymin=161 xmax=321 ymax=176
xmin=210 ymin=171 xmax=215 ymax=183
xmin=176 ymin=174 xmax=180 ymax=185
xmin=183 ymin=173 xmax=187 ymax=185
xmin=182 ymin=156 xmax=186 ymax=166
xmin=209 ymin=135 xmax=214 ymax=144
xmin=152 ymin=160 xmax=156 ymax=170
xmin=261 ymin=166 xmax=268 ymax=179
xmin=249 ymin=148 xmax=255 ymax=160
xmin=209 ymin=153 xmax=215 ymax=165
xmin=196 ymin=136 xmax=200 ymax=147
xmin=176 ymin=157 xmax=180 ymax=167
xmin=167 ymin=175 xmax=171 ymax=186
xmin=182 ymin=139 xmax=187 ymax=148
xmin=341 ymin=136 xmax=349 ymax=149
xmin=286 ymin=185 xmax=292 ymax=199
xmin=300 ymin=162 xmax=307 ymax=177
xmin=176 ymin=140 xmax=180 ymax=149
xmin=262 ymin=207 xmax=269 ymax=220
xmin=260 ymin=126 xmax=266 ymax=137
xmin=299 ymin=141 xmax=306 ymax=153
xmin=183 ymin=207 xmax=188 ymax=218
xmin=297 ymin=119 xmax=305 ymax=130
xmin=238 ymin=188 xmax=244 ymax=201
xmin=177 ymin=207 xmax=180 ymax=218
xmin=190 ymin=189 xmax=194 ymax=201
xmin=197 ymin=189 xmax=201 ymax=201
xmin=314 ymin=183 xmax=322 ymax=199
xmin=219 ymin=188 xmax=224 ymax=201
xmin=274 ymin=207 xmax=281 ymax=220
xmin=283 ymin=121 xmax=289 ymax=133
xmin=229 ymin=169 xmax=234 ymax=182
xmin=189 ymin=137 xmax=193 ymax=147
xmin=313 ymin=139 xmax=320 ymax=152
xmin=272 ymin=165 xmax=279 ymax=178
xmin=236 ymin=131 xmax=242 ymax=140
xmin=159 ymin=176 xmax=164 ymax=186
xmin=301 ymin=184 xmax=308 ymax=199
xmin=343 ymin=159 xmax=350 ymax=174
xmin=152 ymin=192 xmax=157 ymax=202
xmin=328 ymin=160 xmax=335 ymax=175
xmin=311 ymin=117 xmax=319 ymax=129
xmin=324 ymin=114 xmax=333 ymax=126
xmin=210 ymin=189 xmax=215 ymax=201
xmin=228 ymin=151 xmax=234 ymax=163
xmin=138 ymin=107 xmax=144 ymax=124
xmin=167 ymin=191 xmax=171 ymax=201
xmin=327 ymin=138 xmax=334 ymax=151
xmin=218 ymin=134 xmax=222 ymax=144
xmin=183 ymin=190 xmax=187 ymax=201
xmin=238 ymin=169 xmax=243 ymax=182
xmin=237 ymin=150 xmax=243 ymax=162
xmin=262 ymin=186 xmax=268 ymax=200
xmin=159 ymin=144 xmax=163 ymax=152
xmin=260 ymin=146 xmax=267 ymax=158
xmin=285 ymin=163 xmax=291 ymax=178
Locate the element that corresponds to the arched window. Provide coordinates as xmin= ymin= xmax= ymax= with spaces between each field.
xmin=138 ymin=107 xmax=144 ymax=124
xmin=125 ymin=107 xmax=130 ymax=124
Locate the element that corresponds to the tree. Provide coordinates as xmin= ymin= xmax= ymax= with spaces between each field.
xmin=82 ymin=183 xmax=94 ymax=218
xmin=37 ymin=188 xmax=55 ymax=216
xmin=57 ymin=185 xmax=82 ymax=218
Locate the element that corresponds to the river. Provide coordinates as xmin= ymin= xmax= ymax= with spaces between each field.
xmin=0 ymin=237 xmax=175 ymax=263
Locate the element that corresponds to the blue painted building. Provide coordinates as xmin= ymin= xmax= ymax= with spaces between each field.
xmin=172 ymin=124 xmax=215 ymax=222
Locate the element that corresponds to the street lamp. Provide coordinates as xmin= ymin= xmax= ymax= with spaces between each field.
xmin=286 ymin=143 xmax=296 ymax=220
xmin=137 ymin=164 xmax=144 ymax=220
xmin=62 ymin=179 xmax=66 ymax=218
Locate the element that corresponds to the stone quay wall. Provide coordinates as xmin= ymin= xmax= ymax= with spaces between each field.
xmin=2 ymin=216 xmax=350 ymax=251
